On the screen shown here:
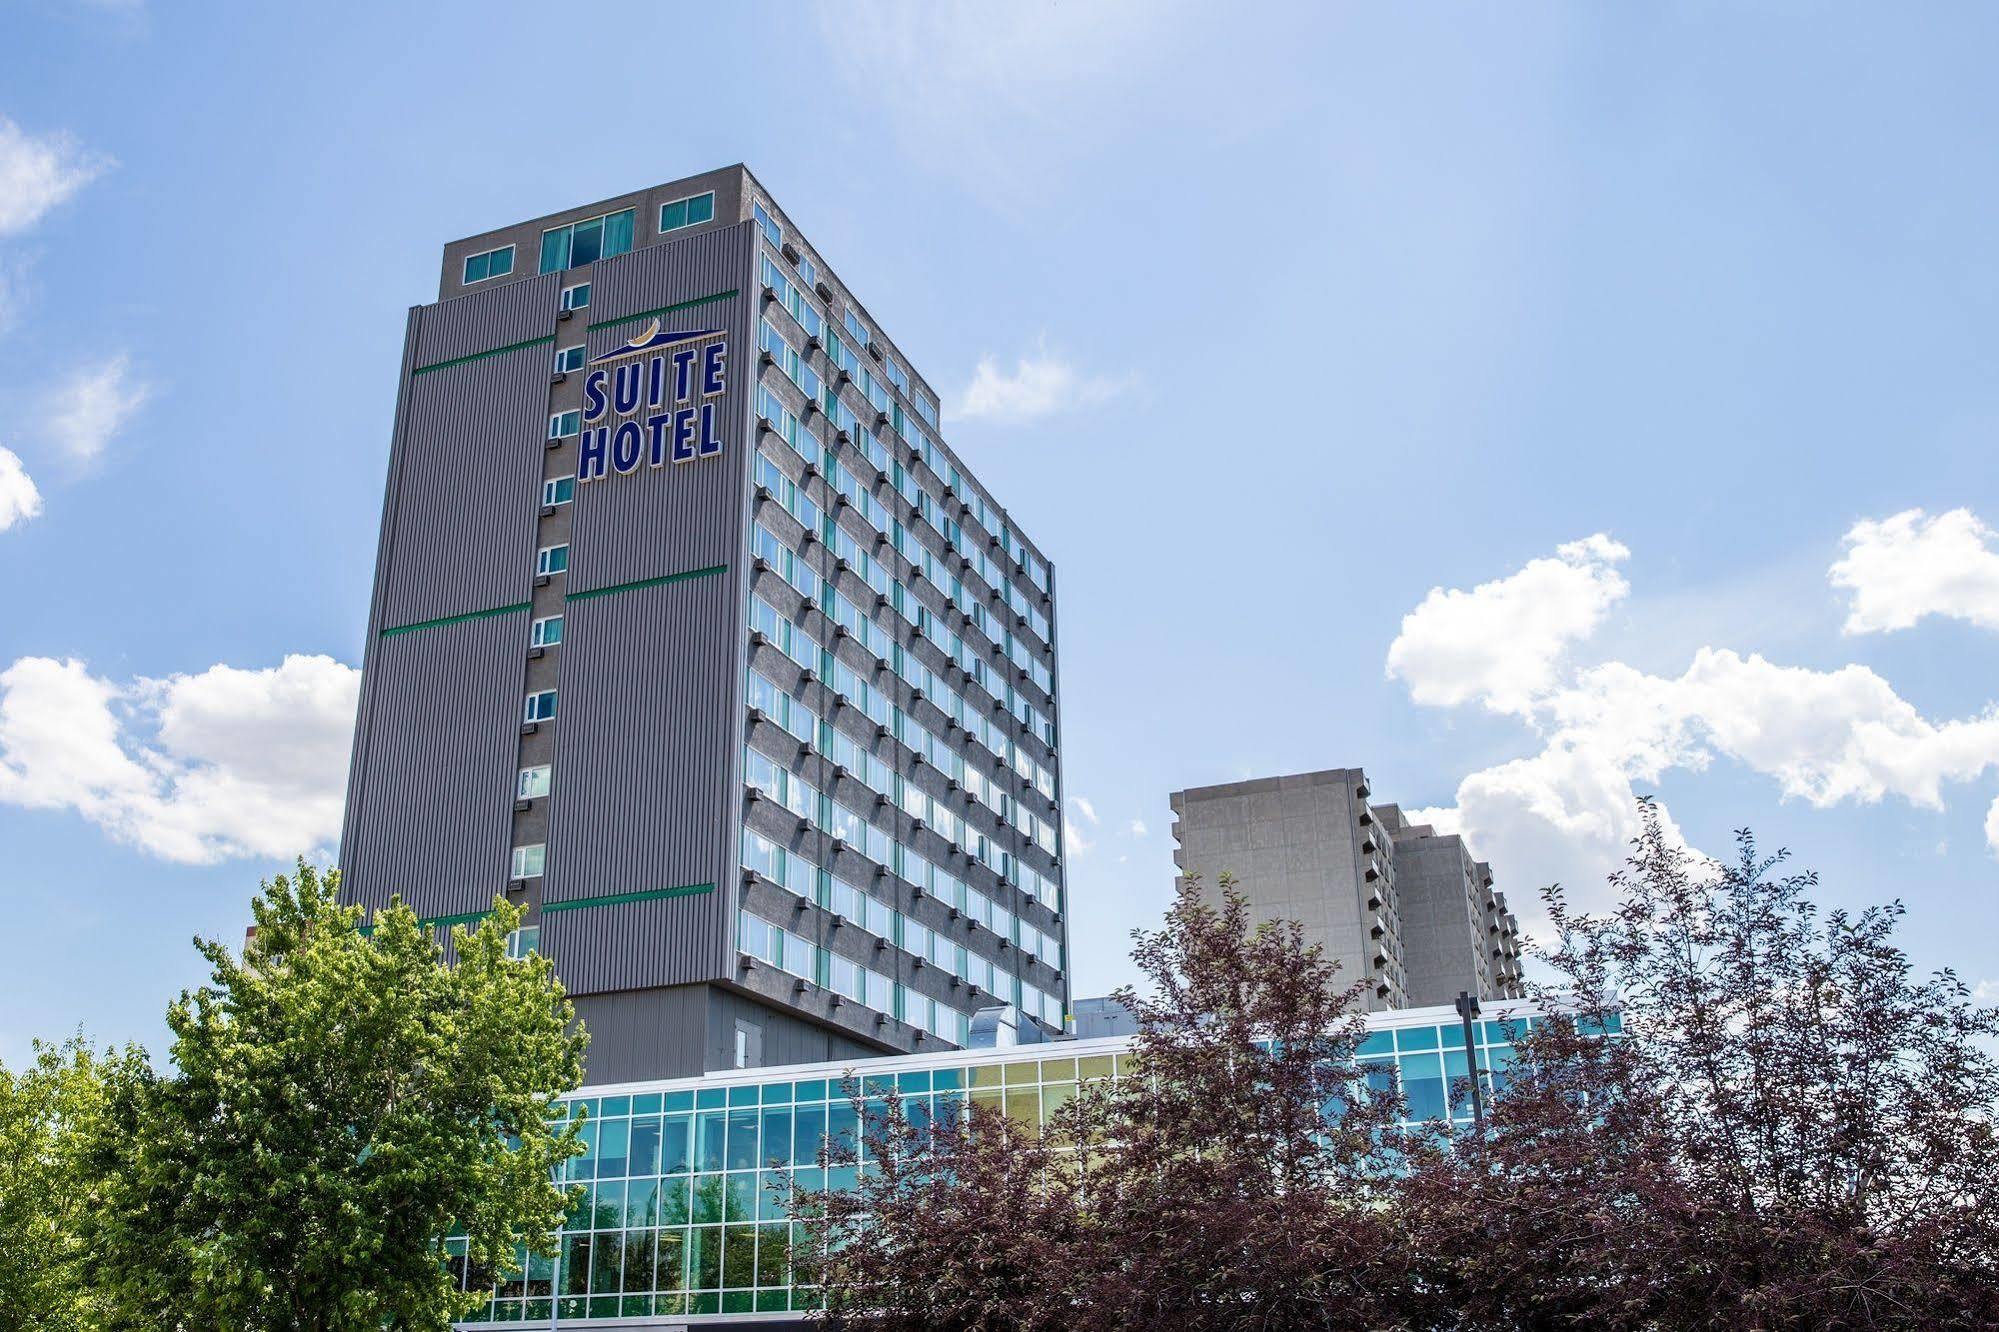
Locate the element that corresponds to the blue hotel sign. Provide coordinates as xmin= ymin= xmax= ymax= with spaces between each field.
xmin=577 ymin=319 xmax=729 ymax=483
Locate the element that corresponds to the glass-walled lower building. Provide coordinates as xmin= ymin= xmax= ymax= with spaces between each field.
xmin=448 ymin=1002 xmax=1557 ymax=1326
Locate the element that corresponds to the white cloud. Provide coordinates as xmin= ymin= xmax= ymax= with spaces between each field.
xmin=1973 ymin=979 xmax=1999 ymax=1005
xmin=1831 ymin=507 xmax=1999 ymax=635
xmin=1386 ymin=534 xmax=1630 ymax=717
xmin=1396 ymin=534 xmax=1999 ymax=932
xmin=952 ymin=350 xmax=1126 ymax=424
xmin=0 ymin=654 xmax=360 ymax=864
xmin=1986 ymin=797 xmax=1999 ymax=862
xmin=46 ymin=353 xmax=149 ymax=465
xmin=0 ymin=116 xmax=108 ymax=237
xmin=1070 ymin=795 xmax=1099 ymax=825
xmin=0 ymin=447 xmax=42 ymax=531
xmin=1129 ymin=818 xmax=1148 ymax=837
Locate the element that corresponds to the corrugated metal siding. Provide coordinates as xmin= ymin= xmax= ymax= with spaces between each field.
xmin=569 ymin=223 xmax=753 ymax=596
xmin=413 ymin=271 xmax=563 ymax=366
xmin=534 ymin=222 xmax=758 ymax=998
xmin=539 ymin=572 xmax=740 ymax=994
xmin=379 ymin=341 xmax=546 ymax=628
xmin=339 ymin=610 xmax=526 ymax=920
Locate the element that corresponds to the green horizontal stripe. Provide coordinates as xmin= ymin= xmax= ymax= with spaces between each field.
xmin=566 ymin=564 xmax=726 ymax=604
xmin=543 ymin=883 xmax=715 ymax=913
xmin=382 ymin=601 xmax=531 ymax=638
xmin=413 ymin=334 xmax=555 ymax=376
xmin=587 ymin=289 xmax=737 ymax=333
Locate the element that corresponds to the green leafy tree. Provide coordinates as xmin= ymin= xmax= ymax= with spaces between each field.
xmin=0 ymin=1036 xmax=147 ymax=1331
xmin=87 ymin=863 xmax=586 ymax=1332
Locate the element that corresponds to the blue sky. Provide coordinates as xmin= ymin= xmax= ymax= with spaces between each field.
xmin=4 ymin=2 xmax=1998 ymax=1062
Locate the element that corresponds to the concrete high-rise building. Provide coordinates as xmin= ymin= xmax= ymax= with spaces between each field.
xmin=1374 ymin=805 xmax=1524 ymax=1003
xmin=338 ymin=166 xmax=1069 ymax=1084
xmin=1170 ymin=769 xmax=1524 ymax=1009
xmin=1171 ymin=769 xmax=1408 ymax=1008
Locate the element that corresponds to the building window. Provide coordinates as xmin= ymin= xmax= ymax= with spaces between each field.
xmin=554 ymin=345 xmax=585 ymax=373
xmin=844 ymin=310 xmax=870 ymax=346
xmin=510 ymin=843 xmax=546 ymax=879
xmin=658 ymin=191 xmax=716 ymax=234
xmin=518 ymin=765 xmax=552 ymax=800
xmin=539 ymin=208 xmax=635 ymax=273
xmin=523 ymin=690 xmax=557 ymax=723
xmin=752 ymin=199 xmax=780 ymax=246
xmin=505 ymin=925 xmax=540 ymax=960
xmin=535 ymin=545 xmax=568 ymax=576
xmin=461 ymin=244 xmax=514 ymax=285
xmin=548 ymin=410 xmax=580 ymax=440
xmin=541 ymin=475 xmax=574 ymax=506
xmin=795 ymin=254 xmax=816 ymax=286
xmin=530 ymin=615 xmax=563 ymax=648
xmin=560 ymin=282 xmax=591 ymax=311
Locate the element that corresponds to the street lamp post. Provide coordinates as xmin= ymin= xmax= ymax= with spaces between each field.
xmin=1454 ymin=990 xmax=1486 ymax=1136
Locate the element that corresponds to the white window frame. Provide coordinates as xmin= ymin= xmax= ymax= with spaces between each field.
xmin=517 ymin=765 xmax=552 ymax=800
xmin=535 ymin=544 xmax=568 ymax=576
xmin=560 ymin=282 xmax=591 ymax=310
xmin=530 ymin=615 xmax=563 ymax=648
xmin=542 ymin=475 xmax=574 ymax=507
xmin=554 ymin=344 xmax=585 ymax=373
xmin=510 ymin=843 xmax=546 ymax=880
xmin=523 ymin=690 xmax=557 ymax=723
xmin=549 ymin=410 xmax=580 ymax=439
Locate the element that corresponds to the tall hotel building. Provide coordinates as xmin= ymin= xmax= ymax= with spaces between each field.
xmin=338 ymin=167 xmax=1068 ymax=1084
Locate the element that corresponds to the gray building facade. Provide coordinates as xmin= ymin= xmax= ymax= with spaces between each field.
xmin=1375 ymin=805 xmax=1524 ymax=1003
xmin=1171 ymin=769 xmax=1408 ymax=1009
xmin=340 ymin=166 xmax=1069 ymax=1084
xmin=1170 ymin=769 xmax=1523 ymax=1009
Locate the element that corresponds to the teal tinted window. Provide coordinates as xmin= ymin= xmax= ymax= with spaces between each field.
xmin=570 ymin=216 xmax=604 ymax=266
xmin=540 ymin=227 xmax=569 ymax=274
xmin=462 ymin=244 xmax=513 ymax=284
xmin=1357 ymin=1031 xmax=1394 ymax=1057
xmin=1395 ymin=1025 xmax=1441 ymax=1051
xmin=603 ymin=208 xmax=634 ymax=256
xmin=760 ymin=1107 xmax=793 ymax=1167
xmin=696 ymin=1112 xmax=727 ymax=1172
xmin=629 ymin=1116 xmax=661 ymax=1176
xmin=726 ymin=1110 xmax=759 ymax=1171
xmin=660 ymin=191 xmax=716 ymax=233
xmin=661 ymin=1114 xmax=692 ymax=1174
xmin=540 ymin=209 xmax=635 ymax=273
